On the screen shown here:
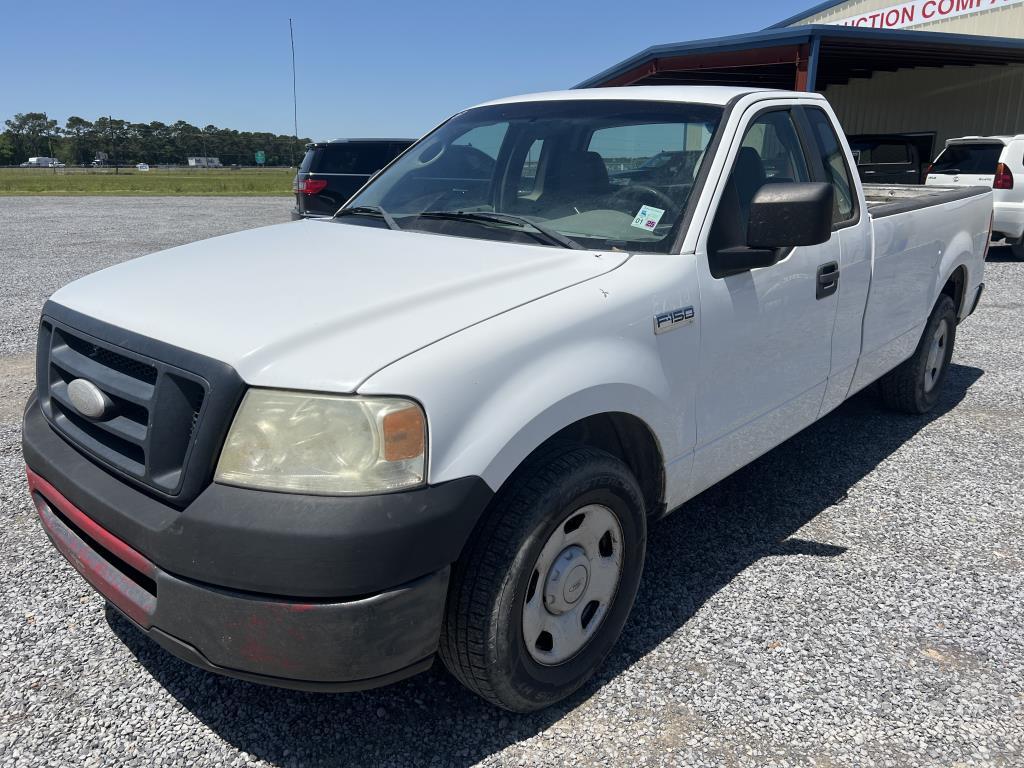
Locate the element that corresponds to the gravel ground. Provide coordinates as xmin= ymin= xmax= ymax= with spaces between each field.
xmin=0 ymin=197 xmax=292 ymax=358
xmin=1 ymin=197 xmax=1022 ymax=767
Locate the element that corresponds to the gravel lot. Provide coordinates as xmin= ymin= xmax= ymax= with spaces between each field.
xmin=1 ymin=197 xmax=1022 ymax=767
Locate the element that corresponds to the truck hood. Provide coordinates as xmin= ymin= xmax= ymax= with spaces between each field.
xmin=49 ymin=219 xmax=627 ymax=392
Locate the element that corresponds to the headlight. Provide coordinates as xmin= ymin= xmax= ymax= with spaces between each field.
xmin=215 ymin=389 xmax=426 ymax=494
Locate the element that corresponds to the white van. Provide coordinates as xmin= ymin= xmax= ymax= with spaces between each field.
xmin=927 ymin=135 xmax=1024 ymax=259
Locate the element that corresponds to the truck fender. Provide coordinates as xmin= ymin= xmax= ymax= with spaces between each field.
xmin=436 ymin=339 xmax=675 ymax=493
xmin=934 ymin=228 xmax=975 ymax=315
xmin=362 ymin=326 xmax=680 ymax=497
xmin=473 ymin=380 xmax=669 ymax=493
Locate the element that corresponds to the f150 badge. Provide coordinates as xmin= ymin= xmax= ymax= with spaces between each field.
xmin=654 ymin=306 xmax=695 ymax=335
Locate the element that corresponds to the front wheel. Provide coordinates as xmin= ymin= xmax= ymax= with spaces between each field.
xmin=1011 ymin=242 xmax=1024 ymax=261
xmin=878 ymin=293 xmax=957 ymax=414
xmin=439 ymin=444 xmax=646 ymax=712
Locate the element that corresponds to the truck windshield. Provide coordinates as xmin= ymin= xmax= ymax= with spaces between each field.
xmin=341 ymin=100 xmax=723 ymax=253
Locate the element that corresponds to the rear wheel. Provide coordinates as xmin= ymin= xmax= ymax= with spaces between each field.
xmin=878 ymin=294 xmax=957 ymax=414
xmin=1011 ymin=242 xmax=1024 ymax=261
xmin=439 ymin=444 xmax=646 ymax=712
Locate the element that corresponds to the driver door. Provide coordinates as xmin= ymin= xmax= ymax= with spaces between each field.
xmin=690 ymin=105 xmax=841 ymax=494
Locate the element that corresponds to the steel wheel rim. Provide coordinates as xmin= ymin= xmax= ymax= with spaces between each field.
xmin=522 ymin=504 xmax=624 ymax=666
xmin=924 ymin=319 xmax=949 ymax=393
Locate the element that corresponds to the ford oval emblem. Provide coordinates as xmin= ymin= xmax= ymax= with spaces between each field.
xmin=67 ymin=379 xmax=113 ymax=420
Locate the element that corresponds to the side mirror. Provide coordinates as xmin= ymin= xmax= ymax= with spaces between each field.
xmin=747 ymin=182 xmax=834 ymax=249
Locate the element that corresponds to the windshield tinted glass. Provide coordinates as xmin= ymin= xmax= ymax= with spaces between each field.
xmin=344 ymin=100 xmax=723 ymax=253
xmin=315 ymin=143 xmax=400 ymax=174
xmin=932 ymin=143 xmax=1003 ymax=174
xmin=850 ymin=140 xmax=910 ymax=165
xmin=298 ymin=147 xmax=316 ymax=173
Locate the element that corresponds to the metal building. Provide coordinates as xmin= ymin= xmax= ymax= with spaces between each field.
xmin=579 ymin=0 xmax=1024 ymax=159
xmin=778 ymin=0 xmax=1024 ymax=36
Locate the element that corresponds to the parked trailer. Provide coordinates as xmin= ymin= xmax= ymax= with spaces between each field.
xmin=21 ymin=157 xmax=61 ymax=167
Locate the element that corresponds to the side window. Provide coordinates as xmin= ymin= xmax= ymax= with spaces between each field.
xmin=356 ymin=143 xmax=399 ymax=174
xmin=740 ymin=111 xmax=809 ymax=183
xmin=709 ymin=109 xmax=810 ymax=255
xmin=318 ymin=146 xmax=358 ymax=174
xmin=804 ymin=108 xmax=856 ymax=225
xmin=321 ymin=144 xmax=394 ymax=175
xmin=872 ymin=142 xmax=909 ymax=164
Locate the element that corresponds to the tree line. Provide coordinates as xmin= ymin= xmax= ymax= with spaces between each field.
xmin=1 ymin=112 xmax=312 ymax=167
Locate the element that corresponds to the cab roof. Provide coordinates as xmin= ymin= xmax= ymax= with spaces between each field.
xmin=475 ymin=86 xmax=823 ymax=109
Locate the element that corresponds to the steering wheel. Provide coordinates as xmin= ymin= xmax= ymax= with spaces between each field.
xmin=608 ymin=184 xmax=676 ymax=215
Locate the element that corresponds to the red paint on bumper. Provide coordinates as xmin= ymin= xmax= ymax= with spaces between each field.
xmin=27 ymin=466 xmax=157 ymax=628
xmin=23 ymin=459 xmax=447 ymax=690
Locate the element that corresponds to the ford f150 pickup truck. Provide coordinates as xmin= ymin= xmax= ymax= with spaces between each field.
xmin=23 ymin=86 xmax=991 ymax=712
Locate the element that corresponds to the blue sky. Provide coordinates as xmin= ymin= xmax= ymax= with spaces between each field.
xmin=1 ymin=0 xmax=811 ymax=140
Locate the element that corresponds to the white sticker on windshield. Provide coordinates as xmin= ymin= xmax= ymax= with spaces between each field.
xmin=631 ymin=205 xmax=665 ymax=232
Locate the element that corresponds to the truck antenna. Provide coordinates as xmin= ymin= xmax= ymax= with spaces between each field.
xmin=289 ymin=18 xmax=299 ymax=167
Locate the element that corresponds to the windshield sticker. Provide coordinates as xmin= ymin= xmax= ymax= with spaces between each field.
xmin=631 ymin=205 xmax=665 ymax=232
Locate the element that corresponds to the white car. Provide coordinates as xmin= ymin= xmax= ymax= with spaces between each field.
xmin=136 ymin=163 xmax=150 ymax=172
xmin=23 ymin=86 xmax=991 ymax=711
xmin=927 ymin=135 xmax=1024 ymax=259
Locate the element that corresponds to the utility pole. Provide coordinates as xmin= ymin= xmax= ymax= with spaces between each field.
xmin=109 ymin=115 xmax=118 ymax=175
xmin=290 ymin=18 xmax=299 ymax=167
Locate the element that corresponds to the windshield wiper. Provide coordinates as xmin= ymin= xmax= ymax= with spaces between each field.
xmin=417 ymin=210 xmax=583 ymax=250
xmin=334 ymin=205 xmax=400 ymax=231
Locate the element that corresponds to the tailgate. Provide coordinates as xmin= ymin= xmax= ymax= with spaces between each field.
xmin=926 ymin=172 xmax=993 ymax=188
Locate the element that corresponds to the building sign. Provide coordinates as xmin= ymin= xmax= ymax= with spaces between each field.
xmin=831 ymin=0 xmax=1024 ymax=29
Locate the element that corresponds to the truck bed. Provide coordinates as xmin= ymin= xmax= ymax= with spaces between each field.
xmin=864 ymin=183 xmax=990 ymax=218
xmin=852 ymin=180 xmax=991 ymax=395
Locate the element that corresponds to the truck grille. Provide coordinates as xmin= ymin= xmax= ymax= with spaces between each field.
xmin=37 ymin=319 xmax=207 ymax=496
xmin=35 ymin=305 xmax=245 ymax=506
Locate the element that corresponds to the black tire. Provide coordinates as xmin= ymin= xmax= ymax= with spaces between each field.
xmin=439 ymin=444 xmax=646 ymax=712
xmin=1011 ymin=242 xmax=1024 ymax=261
xmin=878 ymin=293 xmax=957 ymax=414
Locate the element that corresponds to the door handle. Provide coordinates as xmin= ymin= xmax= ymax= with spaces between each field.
xmin=816 ymin=261 xmax=839 ymax=300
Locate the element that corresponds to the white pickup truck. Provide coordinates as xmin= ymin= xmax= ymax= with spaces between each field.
xmin=24 ymin=86 xmax=991 ymax=712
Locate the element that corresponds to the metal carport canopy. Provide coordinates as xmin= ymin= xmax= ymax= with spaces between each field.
xmin=575 ymin=24 xmax=1024 ymax=91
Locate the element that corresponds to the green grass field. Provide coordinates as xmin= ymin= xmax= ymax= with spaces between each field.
xmin=0 ymin=167 xmax=294 ymax=196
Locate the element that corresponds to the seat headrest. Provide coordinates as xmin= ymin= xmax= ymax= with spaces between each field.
xmin=733 ymin=146 xmax=766 ymax=204
xmin=547 ymin=150 xmax=609 ymax=194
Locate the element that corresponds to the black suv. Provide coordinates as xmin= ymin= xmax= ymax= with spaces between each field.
xmin=292 ymin=138 xmax=414 ymax=219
